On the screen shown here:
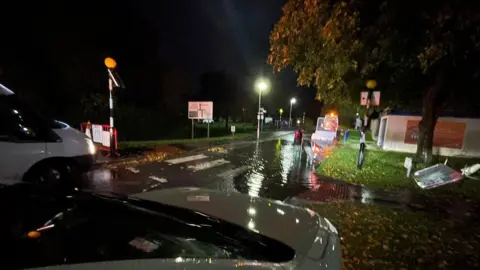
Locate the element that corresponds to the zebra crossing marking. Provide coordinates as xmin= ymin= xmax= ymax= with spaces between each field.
xmin=187 ymin=159 xmax=230 ymax=172
xmin=165 ymin=154 xmax=208 ymax=164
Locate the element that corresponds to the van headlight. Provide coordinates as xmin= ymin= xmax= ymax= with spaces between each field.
xmin=86 ymin=138 xmax=96 ymax=155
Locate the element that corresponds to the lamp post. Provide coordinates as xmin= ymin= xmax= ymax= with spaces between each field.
xmin=279 ymin=108 xmax=284 ymax=129
xmin=289 ymin=98 xmax=296 ymax=128
xmin=365 ymin=79 xmax=377 ymax=127
xmin=255 ymin=78 xmax=269 ymax=139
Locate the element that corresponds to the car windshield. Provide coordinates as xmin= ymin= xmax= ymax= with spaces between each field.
xmin=2 ymin=191 xmax=295 ymax=270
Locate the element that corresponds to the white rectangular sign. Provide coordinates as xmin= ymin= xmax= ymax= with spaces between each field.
xmin=102 ymin=131 xmax=111 ymax=147
xmin=404 ymin=157 xmax=412 ymax=169
xmin=231 ymin=126 xmax=236 ymax=133
xmin=188 ymin=101 xmax=213 ymax=120
xmin=360 ymin=91 xmax=380 ymax=106
xmin=91 ymin=125 xmax=103 ymax=144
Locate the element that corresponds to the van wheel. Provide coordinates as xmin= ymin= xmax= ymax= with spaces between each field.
xmin=31 ymin=163 xmax=76 ymax=192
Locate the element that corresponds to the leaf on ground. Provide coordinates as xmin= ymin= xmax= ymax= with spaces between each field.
xmin=308 ymin=202 xmax=480 ymax=269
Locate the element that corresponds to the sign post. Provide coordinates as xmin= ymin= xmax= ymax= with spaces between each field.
xmin=191 ymin=119 xmax=194 ymax=139
xmin=231 ymin=125 xmax=236 ymax=136
xmin=188 ymin=101 xmax=213 ymax=140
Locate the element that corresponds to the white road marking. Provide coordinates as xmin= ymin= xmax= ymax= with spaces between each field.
xmin=149 ymin=176 xmax=168 ymax=183
xmin=125 ymin=167 xmax=140 ymax=173
xmin=187 ymin=159 xmax=230 ymax=172
xmin=217 ymin=165 xmax=249 ymax=179
xmin=165 ymin=154 xmax=208 ymax=164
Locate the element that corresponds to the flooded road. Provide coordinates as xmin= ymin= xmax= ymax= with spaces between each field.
xmin=81 ymin=134 xmax=353 ymax=201
xmin=221 ymin=139 xmax=314 ymax=200
xmin=79 ymin=135 xmax=480 ymax=269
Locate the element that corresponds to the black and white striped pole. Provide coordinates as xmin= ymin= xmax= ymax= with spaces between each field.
xmin=108 ymin=78 xmax=115 ymax=156
xmin=104 ymin=57 xmax=122 ymax=157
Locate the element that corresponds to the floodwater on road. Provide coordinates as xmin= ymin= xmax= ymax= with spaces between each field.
xmin=223 ymin=139 xmax=313 ymax=200
xmin=81 ymin=134 xmax=480 ymax=224
xmin=229 ymin=139 xmax=318 ymax=200
xmin=81 ymin=136 xmax=350 ymax=201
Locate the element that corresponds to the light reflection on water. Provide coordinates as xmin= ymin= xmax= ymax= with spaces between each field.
xmin=280 ymin=142 xmax=294 ymax=183
xmin=83 ymin=138 xmax=342 ymax=200
xmin=236 ymin=139 xmax=314 ymax=200
xmin=245 ymin=142 xmax=265 ymax=197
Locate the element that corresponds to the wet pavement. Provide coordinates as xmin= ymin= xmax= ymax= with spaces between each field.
xmin=81 ymin=130 xmax=480 ymax=224
xmin=82 ymin=132 xmax=344 ymax=201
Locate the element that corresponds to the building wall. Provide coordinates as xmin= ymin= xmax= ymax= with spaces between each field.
xmin=381 ymin=115 xmax=480 ymax=157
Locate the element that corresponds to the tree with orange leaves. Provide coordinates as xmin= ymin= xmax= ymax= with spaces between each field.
xmin=269 ymin=0 xmax=480 ymax=163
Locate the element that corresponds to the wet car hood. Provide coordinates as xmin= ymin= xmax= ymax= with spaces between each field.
xmin=132 ymin=187 xmax=335 ymax=256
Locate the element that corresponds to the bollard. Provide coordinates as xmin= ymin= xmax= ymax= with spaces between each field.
xmin=357 ymin=142 xmax=366 ymax=169
xmin=344 ymin=129 xmax=350 ymax=143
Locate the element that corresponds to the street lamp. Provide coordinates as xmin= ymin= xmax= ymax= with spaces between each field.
xmin=289 ymin=98 xmax=296 ymax=128
xmin=279 ymin=108 xmax=284 ymax=128
xmin=365 ymin=79 xmax=377 ymax=127
xmin=255 ymin=78 xmax=269 ymax=139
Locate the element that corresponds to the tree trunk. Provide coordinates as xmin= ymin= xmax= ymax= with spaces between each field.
xmin=424 ymin=118 xmax=437 ymax=164
xmin=415 ymin=120 xmax=426 ymax=159
xmin=224 ymin=112 xmax=229 ymax=129
xmin=416 ymin=82 xmax=441 ymax=163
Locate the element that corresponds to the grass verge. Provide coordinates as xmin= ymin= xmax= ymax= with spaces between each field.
xmin=118 ymin=133 xmax=252 ymax=149
xmin=316 ymin=145 xmax=480 ymax=200
xmin=338 ymin=129 xmax=374 ymax=146
xmin=308 ymin=202 xmax=480 ymax=269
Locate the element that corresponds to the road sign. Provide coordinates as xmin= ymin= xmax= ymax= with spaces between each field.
xmin=404 ymin=157 xmax=413 ymax=177
xmin=188 ymin=101 xmax=213 ymax=120
xmin=231 ymin=126 xmax=235 ymax=133
xmin=360 ymin=91 xmax=380 ymax=106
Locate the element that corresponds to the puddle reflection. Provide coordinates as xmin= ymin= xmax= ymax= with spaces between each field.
xmin=234 ymin=139 xmax=316 ymax=200
xmin=81 ymin=168 xmax=149 ymax=194
xmin=245 ymin=142 xmax=265 ymax=197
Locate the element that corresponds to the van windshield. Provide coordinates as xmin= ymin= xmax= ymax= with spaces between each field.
xmin=0 ymin=95 xmax=51 ymax=137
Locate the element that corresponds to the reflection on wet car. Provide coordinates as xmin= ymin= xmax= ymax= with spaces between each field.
xmin=0 ymin=184 xmax=341 ymax=270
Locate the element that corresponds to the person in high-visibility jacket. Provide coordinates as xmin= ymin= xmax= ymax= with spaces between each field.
xmin=294 ymin=129 xmax=303 ymax=144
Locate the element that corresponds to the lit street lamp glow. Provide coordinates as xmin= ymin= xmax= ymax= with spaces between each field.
xmin=255 ymin=78 xmax=270 ymax=139
xmin=256 ymin=81 xmax=268 ymax=91
xmin=289 ymin=98 xmax=296 ymax=128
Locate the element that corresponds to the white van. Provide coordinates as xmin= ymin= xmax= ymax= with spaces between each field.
xmin=0 ymin=83 xmax=96 ymax=186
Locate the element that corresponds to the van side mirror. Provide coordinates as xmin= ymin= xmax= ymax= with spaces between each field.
xmin=0 ymin=135 xmax=10 ymax=142
xmin=0 ymin=134 xmax=15 ymax=142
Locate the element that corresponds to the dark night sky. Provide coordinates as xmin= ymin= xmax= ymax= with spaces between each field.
xmin=0 ymin=0 xmax=320 ymax=120
xmin=139 ymin=0 xmax=319 ymax=116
